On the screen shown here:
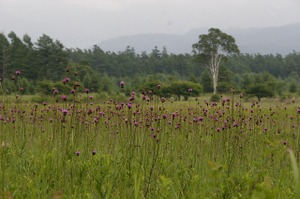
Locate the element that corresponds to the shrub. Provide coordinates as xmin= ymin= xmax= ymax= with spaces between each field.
xmin=210 ymin=94 xmax=221 ymax=102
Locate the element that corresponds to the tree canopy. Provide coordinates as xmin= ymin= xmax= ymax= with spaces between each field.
xmin=192 ymin=28 xmax=240 ymax=94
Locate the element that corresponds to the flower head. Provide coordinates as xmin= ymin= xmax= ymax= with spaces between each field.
xmin=62 ymin=109 xmax=68 ymax=115
xmin=120 ymin=81 xmax=125 ymax=88
xmin=53 ymin=89 xmax=59 ymax=95
xmin=84 ymin=88 xmax=90 ymax=94
xmin=15 ymin=70 xmax=21 ymax=76
xmin=61 ymin=95 xmax=67 ymax=101
xmin=157 ymin=83 xmax=161 ymax=89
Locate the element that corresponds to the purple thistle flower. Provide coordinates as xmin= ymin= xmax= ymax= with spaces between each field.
xmin=70 ymin=89 xmax=76 ymax=94
xmin=120 ymin=81 xmax=125 ymax=88
xmin=75 ymin=151 xmax=80 ymax=156
xmin=62 ymin=109 xmax=68 ymax=115
xmin=84 ymin=88 xmax=90 ymax=94
xmin=188 ymin=88 xmax=192 ymax=93
xmin=127 ymin=103 xmax=132 ymax=109
xmin=15 ymin=70 xmax=21 ymax=76
xmin=92 ymin=150 xmax=96 ymax=155
xmin=53 ymin=89 xmax=59 ymax=95
xmin=61 ymin=95 xmax=67 ymax=101
xmin=172 ymin=113 xmax=177 ymax=119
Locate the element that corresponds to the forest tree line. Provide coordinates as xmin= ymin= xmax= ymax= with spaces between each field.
xmin=1 ymin=31 xmax=300 ymax=99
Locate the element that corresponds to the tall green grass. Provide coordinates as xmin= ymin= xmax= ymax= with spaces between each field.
xmin=0 ymin=95 xmax=300 ymax=198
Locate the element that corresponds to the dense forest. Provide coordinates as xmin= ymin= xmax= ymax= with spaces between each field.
xmin=1 ymin=31 xmax=300 ymax=100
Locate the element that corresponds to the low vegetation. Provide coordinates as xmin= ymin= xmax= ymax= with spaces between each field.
xmin=1 ymin=72 xmax=300 ymax=198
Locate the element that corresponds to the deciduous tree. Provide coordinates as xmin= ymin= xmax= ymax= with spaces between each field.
xmin=192 ymin=28 xmax=240 ymax=94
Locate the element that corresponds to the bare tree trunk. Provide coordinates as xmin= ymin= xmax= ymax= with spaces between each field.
xmin=212 ymin=74 xmax=218 ymax=94
xmin=209 ymin=53 xmax=222 ymax=94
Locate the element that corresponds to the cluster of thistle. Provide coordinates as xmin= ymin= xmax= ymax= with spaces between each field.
xmin=8 ymin=70 xmax=24 ymax=98
xmin=51 ymin=67 xmax=93 ymax=103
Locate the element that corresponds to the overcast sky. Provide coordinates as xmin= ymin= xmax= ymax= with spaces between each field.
xmin=1 ymin=0 xmax=300 ymax=49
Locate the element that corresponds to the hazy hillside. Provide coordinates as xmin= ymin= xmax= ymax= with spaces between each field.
xmin=98 ymin=23 xmax=300 ymax=55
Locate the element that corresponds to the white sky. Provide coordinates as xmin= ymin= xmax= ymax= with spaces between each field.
xmin=1 ymin=0 xmax=300 ymax=48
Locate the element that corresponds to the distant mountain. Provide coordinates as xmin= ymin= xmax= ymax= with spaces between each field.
xmin=98 ymin=23 xmax=300 ymax=55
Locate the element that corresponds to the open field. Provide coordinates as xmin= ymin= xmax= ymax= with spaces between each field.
xmin=1 ymin=94 xmax=300 ymax=198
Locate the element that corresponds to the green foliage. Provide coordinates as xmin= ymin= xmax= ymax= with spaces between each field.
xmin=289 ymin=81 xmax=298 ymax=93
xmin=1 ymin=31 xmax=300 ymax=97
xmin=217 ymin=82 xmax=235 ymax=93
xmin=168 ymin=81 xmax=202 ymax=100
xmin=210 ymin=94 xmax=221 ymax=102
xmin=200 ymin=70 xmax=213 ymax=93
xmin=36 ymin=80 xmax=72 ymax=95
xmin=246 ymin=84 xmax=274 ymax=101
xmin=192 ymin=28 xmax=240 ymax=94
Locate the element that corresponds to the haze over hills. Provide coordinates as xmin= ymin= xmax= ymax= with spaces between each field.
xmin=98 ymin=23 xmax=300 ymax=55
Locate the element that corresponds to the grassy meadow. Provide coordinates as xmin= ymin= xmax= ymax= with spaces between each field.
xmin=1 ymin=91 xmax=300 ymax=198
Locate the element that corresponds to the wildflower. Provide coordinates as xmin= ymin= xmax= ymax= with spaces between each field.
xmin=74 ymin=82 xmax=80 ymax=89
xmin=15 ymin=70 xmax=21 ymax=76
xmin=53 ymin=89 xmax=59 ymax=95
xmin=61 ymin=95 xmax=67 ymax=101
xmin=127 ymin=103 xmax=132 ymax=109
xmin=172 ymin=113 xmax=177 ymax=119
xmin=157 ymin=83 xmax=161 ymax=89
xmin=84 ymin=88 xmax=90 ymax=94
xmin=298 ymin=108 xmax=300 ymax=114
xmin=92 ymin=150 xmax=96 ymax=155
xmin=131 ymin=91 xmax=136 ymax=96
xmin=42 ymin=102 xmax=47 ymax=106
xmin=120 ymin=81 xmax=125 ymax=88
xmin=263 ymin=128 xmax=268 ymax=133
xmin=134 ymin=121 xmax=139 ymax=127
xmin=62 ymin=109 xmax=68 ymax=115
xmin=70 ymin=89 xmax=76 ymax=94
xmin=233 ymin=121 xmax=238 ymax=127
xmin=75 ymin=151 xmax=80 ymax=156
xmin=161 ymin=97 xmax=166 ymax=103
xmin=89 ymin=96 xmax=94 ymax=100
xmin=188 ymin=88 xmax=192 ymax=93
